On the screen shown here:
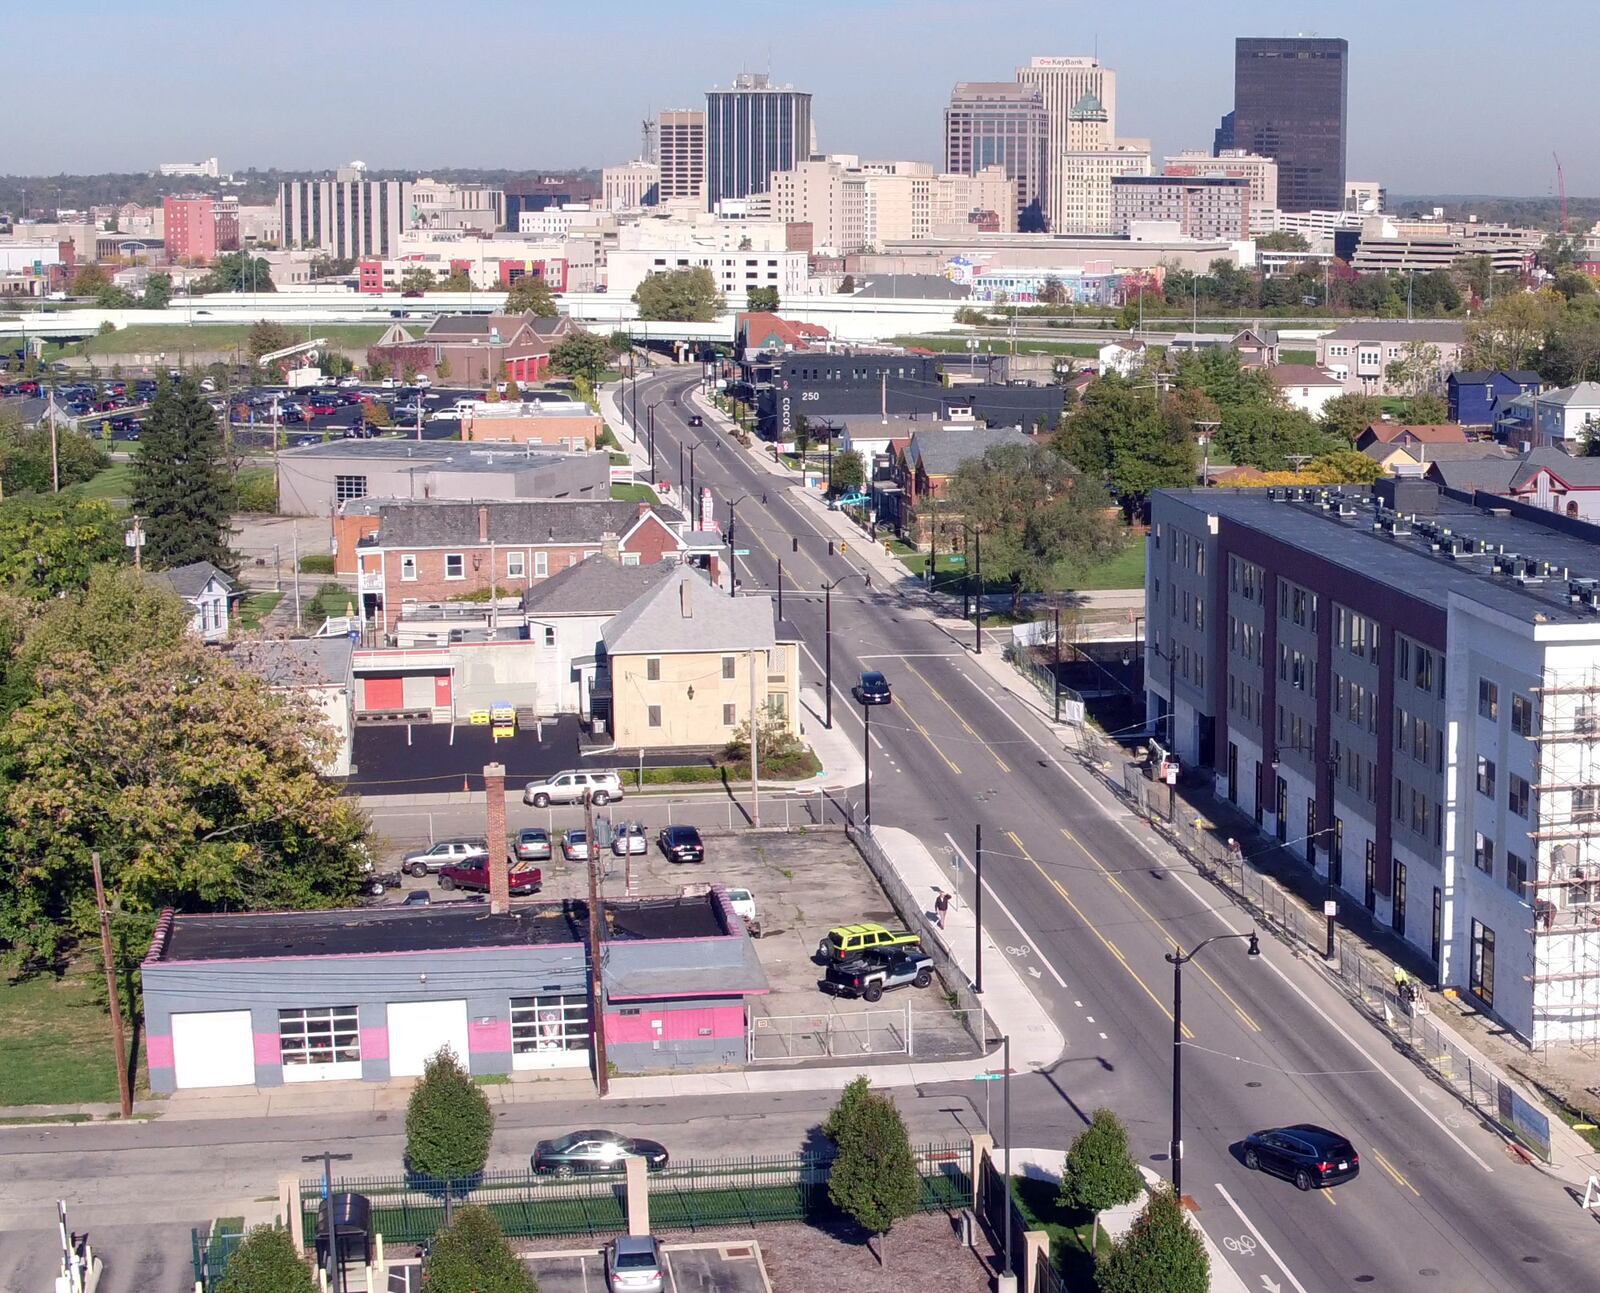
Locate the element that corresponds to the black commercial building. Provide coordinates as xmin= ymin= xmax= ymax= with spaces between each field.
xmin=1231 ymin=37 xmax=1348 ymax=213
xmin=504 ymin=175 xmax=601 ymax=227
xmin=741 ymin=352 xmax=1064 ymax=441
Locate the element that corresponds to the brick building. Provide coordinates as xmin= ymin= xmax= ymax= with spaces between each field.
xmin=162 ymin=195 xmax=239 ymax=265
xmin=366 ymin=314 xmax=578 ymax=386
xmin=461 ymin=400 xmax=602 ymax=448
xmin=355 ymin=500 xmax=687 ymax=627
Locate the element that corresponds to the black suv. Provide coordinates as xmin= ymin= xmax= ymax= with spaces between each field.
xmin=1241 ymin=1124 xmax=1360 ymax=1190
xmin=823 ymin=949 xmax=934 ymax=1002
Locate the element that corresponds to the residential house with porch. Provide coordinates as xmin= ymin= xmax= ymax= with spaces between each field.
xmin=1314 ymin=321 xmax=1466 ymax=395
xmin=1446 ymin=370 xmax=1541 ymax=428
xmin=148 ymin=561 xmax=235 ymax=643
xmin=884 ymin=425 xmax=1033 ymax=538
xmin=1268 ymin=364 xmax=1343 ymax=417
xmin=355 ymin=499 xmax=687 ymax=630
xmin=1532 ymin=382 xmax=1600 ymax=448
xmin=598 ymin=566 xmax=800 ymax=750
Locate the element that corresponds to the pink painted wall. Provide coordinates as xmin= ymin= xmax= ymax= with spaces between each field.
xmin=146 ymin=1034 xmax=173 ymax=1068
xmin=469 ymin=1018 xmax=512 ymax=1053
xmin=603 ymin=1005 xmax=744 ymax=1045
xmin=253 ymin=1033 xmax=281 ymax=1065
xmin=360 ymin=1026 xmax=389 ymax=1061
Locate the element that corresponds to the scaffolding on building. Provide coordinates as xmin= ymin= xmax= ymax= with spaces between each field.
xmin=1526 ymin=666 xmax=1600 ymax=1052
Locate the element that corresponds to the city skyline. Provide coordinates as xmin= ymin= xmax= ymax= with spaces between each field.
xmin=4 ymin=0 xmax=1595 ymax=197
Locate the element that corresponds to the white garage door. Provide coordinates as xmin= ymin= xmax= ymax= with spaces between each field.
xmin=387 ymin=999 xmax=470 ymax=1077
xmin=172 ymin=1010 xmax=256 ymax=1089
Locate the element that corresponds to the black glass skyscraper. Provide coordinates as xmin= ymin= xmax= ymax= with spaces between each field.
xmin=1232 ymin=37 xmax=1347 ymax=212
xmin=704 ymin=73 xmax=813 ymax=212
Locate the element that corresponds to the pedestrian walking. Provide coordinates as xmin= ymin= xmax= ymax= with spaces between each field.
xmin=934 ymin=889 xmax=951 ymax=930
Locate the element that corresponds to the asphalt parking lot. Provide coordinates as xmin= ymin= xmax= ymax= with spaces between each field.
xmin=526 ymin=1242 xmax=770 ymax=1293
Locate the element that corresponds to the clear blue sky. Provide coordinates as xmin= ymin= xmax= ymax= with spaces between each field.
xmin=4 ymin=0 xmax=1592 ymax=196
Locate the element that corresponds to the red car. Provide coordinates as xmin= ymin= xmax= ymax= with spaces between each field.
xmin=437 ymin=862 xmax=542 ymax=895
xmin=307 ymin=401 xmax=337 ymax=416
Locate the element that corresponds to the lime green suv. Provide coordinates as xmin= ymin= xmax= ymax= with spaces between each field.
xmin=817 ymin=922 xmax=922 ymax=963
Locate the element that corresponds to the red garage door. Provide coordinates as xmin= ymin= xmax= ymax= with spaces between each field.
xmin=365 ymin=676 xmax=405 ymax=711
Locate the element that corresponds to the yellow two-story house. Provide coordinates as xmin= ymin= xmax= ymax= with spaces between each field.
xmin=600 ymin=565 xmax=800 ymax=749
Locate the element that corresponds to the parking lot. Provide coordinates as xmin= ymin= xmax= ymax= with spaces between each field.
xmin=521 ymin=1243 xmax=770 ymax=1293
xmin=367 ymin=815 xmax=982 ymax=1063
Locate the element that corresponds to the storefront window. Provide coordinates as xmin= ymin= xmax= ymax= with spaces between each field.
xmin=511 ymin=993 xmax=589 ymax=1058
xmin=279 ymin=1006 xmax=360 ymax=1068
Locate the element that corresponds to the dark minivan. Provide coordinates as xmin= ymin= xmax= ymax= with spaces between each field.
xmin=1241 ymin=1124 xmax=1359 ymax=1190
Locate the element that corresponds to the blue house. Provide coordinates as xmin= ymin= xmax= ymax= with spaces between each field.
xmin=1447 ymin=370 xmax=1542 ymax=427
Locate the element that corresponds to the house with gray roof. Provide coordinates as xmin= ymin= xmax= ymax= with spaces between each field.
xmin=598 ymin=566 xmax=800 ymax=749
xmin=1315 ymin=321 xmax=1466 ymax=396
xmin=222 ymin=637 xmax=355 ymax=775
xmin=1532 ymin=382 xmax=1600 ymax=447
xmin=147 ymin=561 xmax=235 ymax=643
xmin=886 ymin=424 xmax=1034 ymax=536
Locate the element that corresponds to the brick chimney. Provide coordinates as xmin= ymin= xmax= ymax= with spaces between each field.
xmin=478 ymin=506 xmax=490 ymax=543
xmin=601 ymin=529 xmax=621 ymax=563
xmin=484 ymin=762 xmax=510 ymax=913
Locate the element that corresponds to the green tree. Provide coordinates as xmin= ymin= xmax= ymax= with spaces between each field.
xmin=95 ymin=283 xmax=136 ymax=309
xmin=436 ymin=268 xmax=472 ymax=293
xmin=1383 ymin=340 xmax=1445 ymax=399
xmin=822 ymin=1075 xmax=874 ymax=1143
xmin=1464 ymin=289 xmax=1566 ymax=372
xmin=1256 ymin=230 xmax=1310 ymax=252
xmin=502 ymin=379 xmax=522 ymax=401
xmin=1545 ymin=315 xmax=1600 ymax=385
xmin=745 ymin=285 xmax=780 ymax=312
xmin=550 ymin=331 xmax=615 ymax=389
xmin=70 ymin=264 xmax=111 ymax=297
xmin=131 ymin=377 xmax=237 ymax=572
xmin=830 ymin=449 xmax=866 ymax=496
xmin=196 ymin=251 xmax=275 ymax=293
xmin=1319 ymin=393 xmax=1386 ymax=445
xmin=1541 ymin=233 xmax=1584 ymax=273
xmin=1217 ymin=403 xmax=1335 ymax=471
xmin=1058 ymin=1109 xmax=1143 ymax=1249
xmin=1402 ymin=392 xmax=1450 ymax=425
xmin=1553 ymin=270 xmax=1596 ymax=302
xmin=2 ymin=633 xmax=368 ymax=966
xmin=1172 ymin=349 xmax=1274 ymax=414
xmin=504 ymin=273 xmax=558 ymax=317
xmin=1310 ymin=449 xmax=1384 ymax=483
xmin=633 ymin=267 xmax=725 ymax=322
xmin=0 ymin=495 xmax=122 ymax=599
xmin=792 ymin=412 xmax=812 ymax=461
xmin=1455 ymin=255 xmax=1496 ymax=303
xmin=399 ymin=267 xmax=437 ymax=294
xmin=1059 ymin=378 xmax=1197 ymax=507
xmin=214 ymin=1225 xmax=316 ymax=1293
xmin=950 ymin=441 xmax=1122 ymax=614
xmin=246 ymin=320 xmax=300 ymax=364
xmin=0 ymin=417 xmax=108 ymax=494
xmin=405 ymin=1047 xmax=494 ymax=1181
xmin=422 ymin=1206 xmax=539 ymax=1293
xmin=1095 ymin=1185 xmax=1209 ymax=1293
xmin=824 ymin=1079 xmax=921 ymax=1266
xmin=435 ymin=353 xmax=453 ymax=382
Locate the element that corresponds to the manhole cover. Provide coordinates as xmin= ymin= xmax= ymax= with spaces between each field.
xmin=1354 ymin=1277 xmax=1375 ymax=1284
xmin=1245 ymin=1080 xmax=1263 ymax=1088
xmin=1523 ymin=1256 xmax=1543 ymax=1264
xmin=1419 ymin=1269 xmax=1438 ymax=1277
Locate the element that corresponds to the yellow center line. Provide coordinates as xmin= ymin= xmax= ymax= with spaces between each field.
xmin=901 ymin=662 xmax=1010 ymax=773
xmin=1060 ymin=827 xmax=1263 ymax=1034
xmin=1321 ymin=1188 xmax=1338 ymax=1206
xmin=1370 ymin=1147 xmax=1421 ymax=1196
xmin=899 ymin=704 xmax=962 ymax=775
xmin=1004 ymin=829 xmax=1192 ymax=1038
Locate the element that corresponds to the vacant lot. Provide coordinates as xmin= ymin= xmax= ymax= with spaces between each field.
xmin=77 ymin=322 xmax=390 ymax=358
xmin=0 ymin=965 xmax=142 ymax=1106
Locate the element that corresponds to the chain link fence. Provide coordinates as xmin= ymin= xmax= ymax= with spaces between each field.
xmin=1112 ymin=761 xmax=1554 ymax=1161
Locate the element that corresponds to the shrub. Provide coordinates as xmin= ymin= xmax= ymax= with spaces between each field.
xmin=404 ymin=1047 xmax=493 ymax=1181
xmin=825 ymin=1078 xmax=920 ymax=1266
xmin=214 ymin=1225 xmax=316 ymax=1293
xmin=422 ymin=1205 xmax=538 ymax=1293
xmin=235 ymin=470 xmax=279 ymax=514
xmin=1095 ymin=1185 xmax=1208 ymax=1293
xmin=297 ymin=554 xmax=334 ymax=575
xmin=1060 ymin=1108 xmax=1143 ymax=1249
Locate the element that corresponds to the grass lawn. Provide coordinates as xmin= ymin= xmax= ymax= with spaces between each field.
xmin=1280 ymin=348 xmax=1317 ymax=365
xmin=1011 ymin=1176 xmax=1111 ymax=1288
xmin=628 ymin=750 xmax=822 ymax=789
xmin=1072 ymin=535 xmax=1146 ymax=591
xmin=891 ymin=334 xmax=1100 ymax=358
xmin=0 ymin=965 xmax=141 ymax=1106
xmin=74 ymin=461 xmax=135 ymax=502
xmin=78 ymin=322 xmax=390 ymax=357
xmin=236 ymin=590 xmax=284 ymax=631
xmin=308 ymin=582 xmax=355 ymax=624
xmin=610 ymin=482 xmax=659 ymax=504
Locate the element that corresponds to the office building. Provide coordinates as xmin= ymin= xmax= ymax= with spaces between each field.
xmin=159 ymin=157 xmax=219 ymax=179
xmin=1146 ymin=480 xmax=1600 ymax=1046
xmin=1231 ymin=37 xmax=1348 ymax=212
xmin=280 ymin=164 xmax=410 ymax=258
xmin=1112 ymin=175 xmax=1251 ymax=241
xmin=705 ymin=73 xmax=813 ymax=212
xmin=943 ymin=82 xmax=1046 ymax=220
xmin=658 ymin=109 xmax=706 ymax=204
xmin=161 ymin=195 xmax=239 ymax=264
xmin=503 ymin=176 xmax=600 ymax=229
xmin=1345 ymin=179 xmax=1387 ymax=214
xmin=602 ymin=161 xmax=660 ymax=210
xmin=1164 ymin=151 xmax=1278 ymax=218
xmin=1016 ymin=56 xmax=1117 ymax=226
xmin=605 ymin=246 xmax=809 ymax=304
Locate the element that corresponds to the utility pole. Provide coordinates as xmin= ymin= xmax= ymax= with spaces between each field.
xmin=127 ymin=514 xmax=144 ymax=571
xmin=1002 ymin=1033 xmax=1013 ymax=1281
xmin=302 ymin=1151 xmax=353 ymax=1293
xmin=49 ymin=413 xmax=59 ymax=493
xmin=585 ymin=790 xmax=610 ymax=1096
xmin=974 ymin=823 xmax=983 ymax=994
xmin=291 ymin=522 xmax=303 ymax=629
xmin=973 ymin=527 xmax=983 ymax=654
xmin=862 ymin=700 xmax=872 ymax=827
xmin=776 ymin=559 xmax=783 ymax=620
xmin=91 ymin=853 xmax=132 ymax=1119
xmin=749 ymin=647 xmax=761 ymax=827
xmin=1053 ymin=604 xmax=1062 ymax=723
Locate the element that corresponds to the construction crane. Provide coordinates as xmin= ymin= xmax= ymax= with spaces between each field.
xmin=1554 ymin=152 xmax=1569 ymax=233
xmin=640 ymin=118 xmax=656 ymax=164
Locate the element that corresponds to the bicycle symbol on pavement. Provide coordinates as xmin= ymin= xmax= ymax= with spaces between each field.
xmin=1223 ymin=1235 xmax=1258 ymax=1257
xmin=1006 ymin=944 xmax=1032 ymax=958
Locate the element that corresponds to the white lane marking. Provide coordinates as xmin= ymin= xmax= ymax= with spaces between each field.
xmin=1085 ymin=1016 xmax=1095 ymax=1023
xmin=1099 ymin=1032 xmax=1108 ymax=1040
xmin=856 ymin=653 xmax=967 ymax=660
xmin=946 ymin=655 xmax=1496 ymax=1173
xmin=944 ymin=831 xmax=1069 ymax=988
xmin=1214 ymin=1184 xmax=1311 ymax=1293
xmin=1074 ymin=1000 xmax=1083 ymax=1008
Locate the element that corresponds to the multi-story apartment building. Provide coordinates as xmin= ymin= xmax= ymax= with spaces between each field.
xmin=1231 ymin=37 xmax=1349 ymax=213
xmin=1315 ymin=321 xmax=1466 ymax=396
xmin=602 ymin=161 xmax=660 ymax=210
xmin=1056 ymin=143 xmax=1151 ymax=235
xmin=1164 ymin=151 xmax=1277 ymax=234
xmin=161 ymin=195 xmax=239 ymax=264
xmin=1015 ymin=56 xmax=1116 ymax=227
xmin=1147 ymin=480 xmax=1600 ymax=1045
xmin=280 ymin=164 xmax=410 ymax=258
xmin=657 ymin=110 xmax=706 ymax=204
xmin=1112 ymin=175 xmax=1251 ymax=241
xmin=944 ymin=82 xmax=1046 ymax=221
xmin=770 ymin=159 xmax=1014 ymax=253
xmin=705 ymin=73 xmax=813 ymax=212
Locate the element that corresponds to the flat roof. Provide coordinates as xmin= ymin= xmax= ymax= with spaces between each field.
xmin=152 ymin=893 xmax=729 ymax=963
xmin=1159 ymin=485 xmax=1600 ymax=627
xmin=281 ymin=440 xmax=585 ymax=465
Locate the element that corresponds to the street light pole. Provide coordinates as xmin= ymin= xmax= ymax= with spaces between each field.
xmin=647 ymin=404 xmax=657 ymax=485
xmin=1053 ymin=603 xmax=1062 ymax=723
xmin=974 ymin=822 xmax=984 ymax=994
xmin=974 ymin=527 xmax=983 ymax=654
xmin=1002 ymin=1032 xmax=1013 ymax=1281
xmin=822 ymin=576 xmax=846 ymax=729
xmin=726 ymin=495 xmax=748 ymax=597
xmin=303 ymin=1151 xmax=354 ymax=1293
xmin=689 ymin=445 xmax=699 ymax=514
xmin=1165 ymin=933 xmax=1259 ymax=1198
xmin=862 ymin=699 xmax=872 ymax=826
